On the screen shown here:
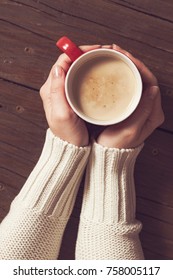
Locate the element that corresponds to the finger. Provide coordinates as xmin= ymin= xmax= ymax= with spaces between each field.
xmin=113 ymin=44 xmax=141 ymax=68
xmin=46 ymin=44 xmax=102 ymax=90
xmin=54 ymin=53 xmax=72 ymax=73
xmin=43 ymin=52 xmax=72 ymax=86
xmin=126 ymin=86 xmax=159 ymax=130
xmin=54 ymin=44 xmax=101 ymax=73
xmin=101 ymin=45 xmax=113 ymax=49
xmin=50 ymin=65 xmax=71 ymax=113
xmin=40 ymin=84 xmax=51 ymax=120
xmin=112 ymin=44 xmax=158 ymax=87
xmin=139 ymin=87 xmax=164 ymax=141
xmin=146 ymin=86 xmax=165 ymax=128
xmin=79 ymin=44 xmax=101 ymax=52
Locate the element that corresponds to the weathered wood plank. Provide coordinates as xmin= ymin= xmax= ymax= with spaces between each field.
xmin=0 ymin=79 xmax=47 ymax=219
xmin=136 ymin=130 xmax=173 ymax=207
xmin=140 ymin=231 xmax=173 ymax=260
xmin=138 ymin=213 xmax=173 ymax=242
xmin=111 ymin=0 xmax=173 ymax=22
xmin=0 ymin=79 xmax=47 ymax=159
xmin=34 ymin=0 xmax=173 ymax=52
xmin=0 ymin=79 xmax=46 ymax=127
xmin=143 ymin=248 xmax=172 ymax=260
xmin=0 ymin=1 xmax=173 ymax=87
xmin=160 ymin=85 xmax=173 ymax=132
xmin=134 ymin=130 xmax=173 ymax=258
xmin=0 ymin=20 xmax=55 ymax=89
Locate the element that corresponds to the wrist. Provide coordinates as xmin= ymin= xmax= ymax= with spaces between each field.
xmin=97 ymin=134 xmax=142 ymax=149
xmin=50 ymin=127 xmax=89 ymax=148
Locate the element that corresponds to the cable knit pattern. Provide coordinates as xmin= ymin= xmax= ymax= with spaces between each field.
xmin=0 ymin=129 xmax=90 ymax=259
xmin=75 ymin=141 xmax=144 ymax=260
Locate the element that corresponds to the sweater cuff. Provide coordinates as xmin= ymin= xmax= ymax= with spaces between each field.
xmin=12 ymin=129 xmax=91 ymax=218
xmin=81 ymin=141 xmax=143 ymax=224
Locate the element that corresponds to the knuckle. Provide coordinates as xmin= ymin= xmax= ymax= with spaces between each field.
xmin=143 ymin=107 xmax=151 ymax=117
xmin=51 ymin=86 xmax=58 ymax=94
xmin=58 ymin=54 xmax=64 ymax=61
xmin=149 ymin=113 xmax=165 ymax=131
xmin=124 ymin=51 xmax=131 ymax=57
xmin=159 ymin=111 xmax=165 ymax=125
xmin=39 ymin=85 xmax=45 ymax=99
xmin=57 ymin=53 xmax=68 ymax=64
xmin=55 ymin=108 xmax=75 ymax=122
xmin=124 ymin=126 xmax=138 ymax=139
xmin=152 ymin=110 xmax=165 ymax=129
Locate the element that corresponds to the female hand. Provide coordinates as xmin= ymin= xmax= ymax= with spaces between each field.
xmin=40 ymin=45 xmax=100 ymax=147
xmin=97 ymin=45 xmax=165 ymax=149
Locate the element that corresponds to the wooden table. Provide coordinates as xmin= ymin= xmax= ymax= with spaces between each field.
xmin=0 ymin=0 xmax=173 ymax=260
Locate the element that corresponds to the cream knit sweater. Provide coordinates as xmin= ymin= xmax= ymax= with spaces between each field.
xmin=0 ymin=129 xmax=144 ymax=259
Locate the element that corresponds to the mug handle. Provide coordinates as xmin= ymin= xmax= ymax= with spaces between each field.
xmin=56 ymin=36 xmax=84 ymax=62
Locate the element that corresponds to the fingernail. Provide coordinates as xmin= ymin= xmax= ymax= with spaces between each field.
xmin=53 ymin=65 xmax=63 ymax=78
xmin=112 ymin=44 xmax=121 ymax=49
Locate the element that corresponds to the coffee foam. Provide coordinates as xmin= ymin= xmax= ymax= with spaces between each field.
xmin=72 ymin=56 xmax=137 ymax=121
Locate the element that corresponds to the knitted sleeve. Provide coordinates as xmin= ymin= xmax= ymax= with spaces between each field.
xmin=75 ymin=141 xmax=144 ymax=260
xmin=0 ymin=129 xmax=90 ymax=260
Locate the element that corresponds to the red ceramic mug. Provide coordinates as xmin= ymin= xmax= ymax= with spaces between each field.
xmin=56 ymin=36 xmax=142 ymax=125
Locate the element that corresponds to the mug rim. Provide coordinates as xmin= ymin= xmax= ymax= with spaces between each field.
xmin=65 ymin=48 xmax=142 ymax=125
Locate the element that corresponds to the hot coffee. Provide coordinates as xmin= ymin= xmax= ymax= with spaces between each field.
xmin=72 ymin=56 xmax=137 ymax=122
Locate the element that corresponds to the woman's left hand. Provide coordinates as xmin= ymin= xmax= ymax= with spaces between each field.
xmin=97 ymin=45 xmax=165 ymax=148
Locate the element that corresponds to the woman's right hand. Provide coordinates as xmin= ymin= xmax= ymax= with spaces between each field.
xmin=40 ymin=45 xmax=100 ymax=147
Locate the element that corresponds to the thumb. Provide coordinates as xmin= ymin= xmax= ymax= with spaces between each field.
xmin=50 ymin=65 xmax=70 ymax=112
xmin=51 ymin=64 xmax=65 ymax=96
